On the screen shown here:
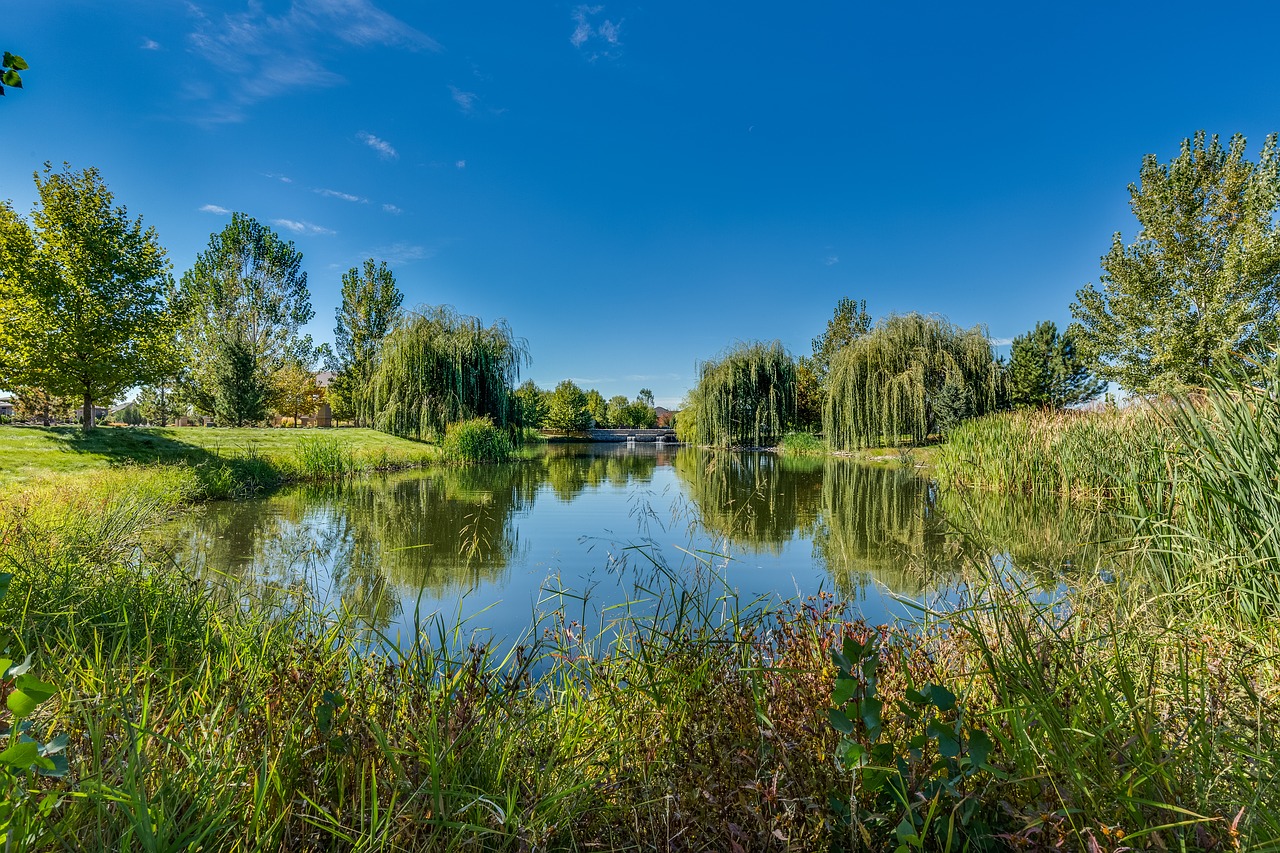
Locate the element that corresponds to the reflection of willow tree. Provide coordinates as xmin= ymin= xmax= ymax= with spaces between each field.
xmin=672 ymin=448 xmax=824 ymax=554
xmin=539 ymin=445 xmax=659 ymax=501
xmin=330 ymin=465 xmax=537 ymax=596
xmin=814 ymin=462 xmax=967 ymax=597
xmin=934 ymin=487 xmax=1127 ymax=580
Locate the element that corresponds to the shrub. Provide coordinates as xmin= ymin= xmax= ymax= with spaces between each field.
xmin=441 ymin=417 xmax=513 ymax=463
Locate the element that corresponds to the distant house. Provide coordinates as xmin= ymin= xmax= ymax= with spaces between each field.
xmin=0 ymin=391 xmax=14 ymax=418
xmin=654 ymin=406 xmax=676 ymax=428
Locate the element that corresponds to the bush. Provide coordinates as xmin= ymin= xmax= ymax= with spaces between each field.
xmin=441 ymin=417 xmax=513 ymax=463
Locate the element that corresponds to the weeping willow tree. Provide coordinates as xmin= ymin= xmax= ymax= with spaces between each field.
xmin=684 ymin=341 xmax=797 ymax=447
xmin=363 ymin=306 xmax=529 ymax=440
xmin=824 ymin=314 xmax=1000 ymax=449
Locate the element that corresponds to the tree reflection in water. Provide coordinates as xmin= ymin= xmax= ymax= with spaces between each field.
xmin=165 ymin=443 xmax=1125 ymax=639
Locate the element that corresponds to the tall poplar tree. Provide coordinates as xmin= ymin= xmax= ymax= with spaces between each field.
xmin=1071 ymin=131 xmax=1280 ymax=392
xmin=0 ymin=164 xmax=176 ymax=431
xmin=333 ymin=258 xmax=403 ymax=426
xmin=177 ymin=214 xmax=313 ymax=426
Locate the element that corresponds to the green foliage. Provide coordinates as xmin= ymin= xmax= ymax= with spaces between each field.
xmin=177 ymin=213 xmax=313 ymax=424
xmin=1006 ymin=320 xmax=1104 ymax=408
xmin=115 ymin=402 xmax=143 ymax=425
xmin=365 ymin=306 xmax=527 ymax=440
xmin=686 ymin=340 xmax=797 ymax=447
xmin=441 ymin=417 xmax=515 ymax=463
xmin=0 ymin=164 xmax=177 ymax=431
xmin=544 ymin=379 xmax=592 ymax=432
xmin=11 ymin=387 xmax=74 ymax=426
xmin=1137 ymin=352 xmax=1280 ymax=622
xmin=780 ymin=431 xmax=824 ymax=455
xmin=136 ymin=383 xmax=175 ymax=426
xmin=211 ymin=333 xmax=270 ymax=426
xmin=584 ymin=388 xmax=608 ymax=428
xmin=606 ymin=392 xmax=658 ymax=429
xmin=829 ymin=634 xmax=995 ymax=851
xmin=935 ymin=405 xmax=1169 ymax=502
xmin=1071 ymin=131 xmax=1280 ymax=393
xmin=825 ymin=314 xmax=999 ymax=449
xmin=0 ymin=574 xmax=68 ymax=851
xmin=0 ymin=52 xmax=28 ymax=96
xmin=812 ymin=297 xmax=873 ymax=387
xmin=271 ymin=358 xmax=322 ymax=425
xmin=333 ymin=259 xmax=403 ymax=427
xmin=513 ymin=380 xmax=547 ymax=429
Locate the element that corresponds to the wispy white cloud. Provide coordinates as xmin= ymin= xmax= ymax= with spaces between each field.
xmin=382 ymin=203 xmax=402 ymax=215
xmin=264 ymin=172 xmax=293 ymax=183
xmin=449 ymin=85 xmax=478 ymax=114
xmin=455 ymin=159 xmax=467 ymax=169
xmin=315 ymin=188 xmax=367 ymax=203
xmin=358 ymin=131 xmax=398 ymax=159
xmin=185 ymin=1 xmax=439 ymax=121
xmin=370 ymin=242 xmax=433 ymax=264
xmin=272 ymin=219 xmax=336 ymax=236
xmin=570 ymin=5 xmax=623 ymax=59
xmin=990 ymin=337 xmax=1014 ymax=347
xmin=199 ymin=203 xmax=230 ymax=214
xmin=569 ymin=377 xmax=613 ymax=386
xmin=825 ymin=255 xmax=839 ymax=266
xmin=141 ymin=37 xmax=161 ymax=51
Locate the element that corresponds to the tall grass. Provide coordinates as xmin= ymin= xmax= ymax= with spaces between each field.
xmin=935 ymin=404 xmax=1173 ymax=502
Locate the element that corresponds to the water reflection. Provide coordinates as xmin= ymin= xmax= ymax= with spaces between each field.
xmin=165 ymin=445 xmax=1125 ymax=640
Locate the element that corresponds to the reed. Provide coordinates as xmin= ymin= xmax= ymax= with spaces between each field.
xmin=934 ymin=404 xmax=1172 ymax=502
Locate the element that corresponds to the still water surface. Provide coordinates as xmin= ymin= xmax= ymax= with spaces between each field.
xmin=166 ymin=445 xmax=1117 ymax=645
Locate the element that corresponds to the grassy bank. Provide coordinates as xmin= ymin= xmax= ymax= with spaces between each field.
xmin=0 ymin=425 xmax=440 ymax=491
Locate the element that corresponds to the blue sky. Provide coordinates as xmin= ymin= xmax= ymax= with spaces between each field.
xmin=6 ymin=1 xmax=1280 ymax=407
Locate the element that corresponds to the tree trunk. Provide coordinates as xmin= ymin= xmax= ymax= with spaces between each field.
xmin=82 ymin=392 xmax=94 ymax=431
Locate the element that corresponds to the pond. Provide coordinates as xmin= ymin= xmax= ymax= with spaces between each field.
xmin=164 ymin=444 xmax=1120 ymax=645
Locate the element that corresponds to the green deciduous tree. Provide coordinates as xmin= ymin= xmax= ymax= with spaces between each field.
xmin=584 ymin=389 xmax=608 ymax=428
xmin=333 ymin=259 xmax=403 ymax=426
xmin=1071 ymin=131 xmax=1280 ymax=393
xmin=177 ymin=213 xmax=313 ymax=425
xmin=606 ymin=395 xmax=630 ymax=428
xmin=12 ymin=386 xmax=75 ymax=426
xmin=685 ymin=341 xmax=797 ymax=447
xmin=136 ymin=383 xmax=176 ymax=426
xmin=545 ymin=380 xmax=592 ymax=432
xmin=824 ymin=314 xmax=999 ymax=449
xmin=0 ymin=164 xmax=177 ymax=431
xmin=1007 ymin=320 xmax=1105 ymax=408
xmin=812 ymin=297 xmax=873 ymax=386
xmin=514 ymin=380 xmax=548 ymax=429
xmin=272 ymin=359 xmax=323 ymax=426
xmin=364 ymin=306 xmax=527 ymax=440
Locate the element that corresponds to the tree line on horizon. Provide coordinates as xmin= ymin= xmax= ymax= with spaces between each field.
xmin=4 ymin=129 xmax=1279 ymax=444
xmin=683 ymin=131 xmax=1280 ymax=447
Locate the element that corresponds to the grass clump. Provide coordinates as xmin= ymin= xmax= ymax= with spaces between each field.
xmin=441 ymin=417 xmax=514 ymax=463
xmin=780 ymin=430 xmax=825 ymax=455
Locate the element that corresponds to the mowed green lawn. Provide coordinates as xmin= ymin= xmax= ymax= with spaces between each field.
xmin=0 ymin=424 xmax=439 ymax=487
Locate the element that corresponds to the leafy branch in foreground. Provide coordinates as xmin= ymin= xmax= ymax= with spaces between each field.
xmin=1 ymin=53 xmax=28 ymax=97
